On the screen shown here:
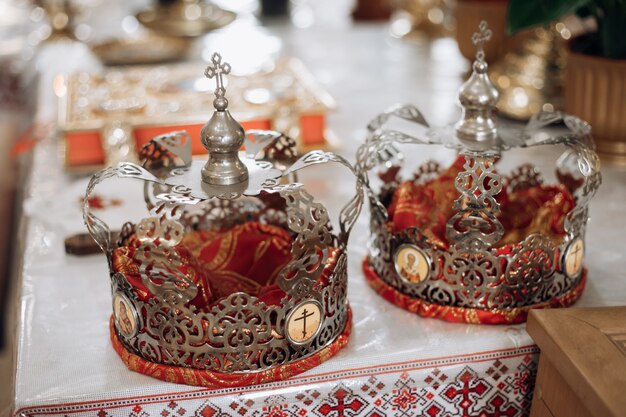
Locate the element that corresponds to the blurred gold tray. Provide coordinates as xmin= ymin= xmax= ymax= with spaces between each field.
xmin=91 ymin=36 xmax=191 ymax=66
xmin=136 ymin=3 xmax=236 ymax=37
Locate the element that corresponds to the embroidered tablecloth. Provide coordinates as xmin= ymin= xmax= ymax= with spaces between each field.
xmin=11 ymin=5 xmax=626 ymax=417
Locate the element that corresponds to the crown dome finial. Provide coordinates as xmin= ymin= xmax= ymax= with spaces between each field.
xmin=455 ymin=21 xmax=500 ymax=145
xmin=200 ymin=52 xmax=249 ymax=186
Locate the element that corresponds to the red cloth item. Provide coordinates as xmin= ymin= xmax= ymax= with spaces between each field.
xmin=112 ymin=238 xmax=215 ymax=310
xmin=193 ymin=222 xmax=293 ymax=301
xmin=111 ymin=221 xmax=340 ymax=310
xmin=498 ymin=184 xmax=575 ymax=246
xmin=387 ymin=157 xmax=463 ymax=249
xmin=387 ymin=156 xmax=575 ymax=249
xmin=112 ymin=222 xmax=297 ymax=310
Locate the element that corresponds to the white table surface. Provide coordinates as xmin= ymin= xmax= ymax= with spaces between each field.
xmin=11 ymin=3 xmax=626 ymax=416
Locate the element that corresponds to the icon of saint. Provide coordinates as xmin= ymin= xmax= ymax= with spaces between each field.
xmin=399 ymin=252 xmax=422 ymax=282
xmin=117 ymin=301 xmax=134 ymax=335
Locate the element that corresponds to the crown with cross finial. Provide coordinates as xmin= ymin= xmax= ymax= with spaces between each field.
xmin=83 ymin=54 xmax=364 ymax=387
xmin=354 ymin=21 xmax=601 ymax=324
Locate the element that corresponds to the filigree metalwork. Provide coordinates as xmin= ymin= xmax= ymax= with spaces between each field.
xmin=367 ymin=216 xmax=584 ymax=309
xmin=367 ymin=103 xmax=429 ymax=133
xmin=181 ymin=198 xmax=263 ymax=230
xmin=506 ymin=163 xmax=543 ymax=192
xmin=356 ymin=102 xmax=600 ymax=311
xmin=85 ymin=107 xmax=362 ymax=373
xmin=446 ymin=152 xmax=504 ymax=250
xmin=412 ymin=160 xmax=441 ymax=184
xmin=139 ymin=130 xmax=192 ymax=172
xmin=84 ymin=163 xmax=160 ymax=254
xmin=501 ymin=234 xmax=557 ymax=305
xmin=134 ymin=217 xmax=197 ymax=305
xmin=282 ymin=150 xmax=364 ymax=245
xmin=244 ymin=130 xmax=298 ymax=167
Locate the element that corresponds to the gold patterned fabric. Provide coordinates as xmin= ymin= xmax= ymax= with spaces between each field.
xmin=387 ymin=156 xmax=575 ymax=249
xmin=112 ymin=222 xmax=299 ymax=310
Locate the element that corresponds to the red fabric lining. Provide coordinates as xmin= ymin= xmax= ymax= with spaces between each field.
xmin=112 ymin=222 xmax=305 ymax=310
xmin=387 ymin=156 xmax=576 ymax=250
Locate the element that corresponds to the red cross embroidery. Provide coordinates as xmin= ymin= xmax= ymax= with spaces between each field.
xmin=443 ymin=370 xmax=488 ymax=417
xmin=478 ymin=393 xmax=519 ymax=417
xmin=318 ymin=388 xmax=364 ymax=417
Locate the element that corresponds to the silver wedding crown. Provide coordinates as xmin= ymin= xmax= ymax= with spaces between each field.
xmin=83 ymin=53 xmax=362 ymax=379
xmin=356 ymin=22 xmax=601 ymax=322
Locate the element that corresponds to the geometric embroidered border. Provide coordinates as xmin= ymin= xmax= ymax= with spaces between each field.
xmin=13 ymin=346 xmax=538 ymax=417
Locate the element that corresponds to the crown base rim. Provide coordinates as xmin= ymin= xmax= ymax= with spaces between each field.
xmin=110 ymin=308 xmax=352 ymax=387
xmin=363 ymin=258 xmax=586 ymax=325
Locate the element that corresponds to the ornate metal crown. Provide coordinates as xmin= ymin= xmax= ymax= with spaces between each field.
xmin=83 ymin=53 xmax=362 ymax=387
xmin=356 ymin=22 xmax=601 ymax=324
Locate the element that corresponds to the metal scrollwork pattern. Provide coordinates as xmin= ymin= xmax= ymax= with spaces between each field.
xmin=367 ymin=103 xmax=430 ymax=132
xmin=87 ymin=122 xmax=362 ymax=373
xmin=273 ymin=184 xmax=333 ymax=300
xmin=368 ymin=216 xmax=585 ymax=309
xmin=412 ymin=160 xmax=441 ymax=184
xmin=356 ymin=106 xmax=600 ymax=311
xmin=139 ymin=130 xmax=192 ymax=173
xmin=506 ymin=163 xmax=543 ymax=192
xmin=446 ymin=152 xmax=504 ymax=250
xmin=109 ymin=205 xmax=350 ymax=373
xmin=501 ymin=234 xmax=557 ymax=305
xmin=84 ymin=163 xmax=160 ymax=253
xmin=134 ymin=217 xmax=198 ymax=305
xmin=181 ymin=198 xmax=268 ymax=230
xmin=282 ymin=150 xmax=365 ymax=245
xmin=245 ymin=131 xmax=299 ymax=166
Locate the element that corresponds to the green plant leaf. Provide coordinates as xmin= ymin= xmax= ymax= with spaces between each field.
xmin=596 ymin=1 xmax=626 ymax=58
xmin=507 ymin=0 xmax=590 ymax=34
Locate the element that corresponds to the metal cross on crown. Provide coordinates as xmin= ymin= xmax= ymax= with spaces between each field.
xmin=204 ymin=52 xmax=232 ymax=99
xmin=472 ymin=21 xmax=492 ymax=62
